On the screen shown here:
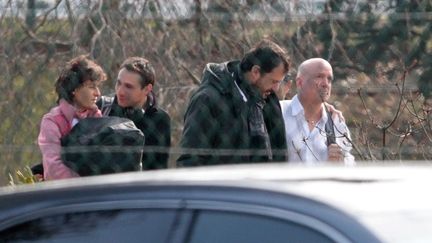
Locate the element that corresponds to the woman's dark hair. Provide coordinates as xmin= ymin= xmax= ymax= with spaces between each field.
xmin=55 ymin=55 xmax=107 ymax=103
xmin=120 ymin=57 xmax=155 ymax=88
xmin=240 ymin=39 xmax=290 ymax=74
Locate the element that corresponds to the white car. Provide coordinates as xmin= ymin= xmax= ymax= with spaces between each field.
xmin=1 ymin=163 xmax=431 ymax=243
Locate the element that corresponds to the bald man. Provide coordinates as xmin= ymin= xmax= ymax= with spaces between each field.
xmin=280 ymin=58 xmax=355 ymax=165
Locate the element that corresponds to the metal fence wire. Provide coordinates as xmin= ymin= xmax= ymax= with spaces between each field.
xmin=2 ymin=0 xmax=432 ymax=184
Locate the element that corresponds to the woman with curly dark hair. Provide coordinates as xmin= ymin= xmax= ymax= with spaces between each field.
xmin=38 ymin=55 xmax=106 ymax=180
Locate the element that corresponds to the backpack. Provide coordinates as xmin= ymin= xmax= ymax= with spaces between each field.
xmin=61 ymin=116 xmax=145 ymax=176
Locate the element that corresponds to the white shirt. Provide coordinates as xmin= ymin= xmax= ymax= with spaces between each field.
xmin=71 ymin=118 xmax=79 ymax=127
xmin=280 ymin=95 xmax=355 ymax=165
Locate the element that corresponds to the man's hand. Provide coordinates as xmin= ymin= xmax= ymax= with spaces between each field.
xmin=328 ymin=143 xmax=343 ymax=162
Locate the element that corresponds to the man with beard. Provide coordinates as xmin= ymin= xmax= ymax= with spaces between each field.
xmin=177 ymin=39 xmax=290 ymax=166
xmin=280 ymin=58 xmax=354 ymax=164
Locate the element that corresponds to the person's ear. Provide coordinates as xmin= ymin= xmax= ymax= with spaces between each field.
xmin=146 ymin=83 xmax=153 ymax=93
xmin=251 ymin=65 xmax=261 ymax=80
xmin=285 ymin=80 xmax=292 ymax=90
xmin=283 ymin=80 xmax=292 ymax=94
xmin=296 ymin=76 xmax=303 ymax=89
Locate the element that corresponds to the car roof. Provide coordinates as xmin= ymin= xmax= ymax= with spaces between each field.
xmin=2 ymin=162 xmax=432 ymax=243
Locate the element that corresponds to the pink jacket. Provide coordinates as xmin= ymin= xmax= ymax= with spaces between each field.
xmin=38 ymin=99 xmax=102 ymax=180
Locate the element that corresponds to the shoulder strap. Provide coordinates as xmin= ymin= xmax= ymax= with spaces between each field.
xmin=325 ymin=109 xmax=336 ymax=145
xmin=100 ymin=96 xmax=114 ymax=116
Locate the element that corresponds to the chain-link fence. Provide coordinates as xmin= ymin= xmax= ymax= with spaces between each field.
xmin=2 ymin=0 xmax=432 ymax=185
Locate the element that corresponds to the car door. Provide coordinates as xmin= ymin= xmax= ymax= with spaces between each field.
xmin=0 ymin=200 xmax=183 ymax=243
xmin=169 ymin=185 xmax=382 ymax=243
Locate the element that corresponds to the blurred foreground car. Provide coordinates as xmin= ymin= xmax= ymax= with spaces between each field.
xmin=1 ymin=163 xmax=431 ymax=243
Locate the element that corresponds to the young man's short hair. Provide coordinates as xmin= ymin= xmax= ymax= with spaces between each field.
xmin=120 ymin=57 xmax=155 ymax=88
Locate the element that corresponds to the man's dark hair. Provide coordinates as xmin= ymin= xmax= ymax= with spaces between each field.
xmin=239 ymin=39 xmax=290 ymax=74
xmin=120 ymin=57 xmax=155 ymax=88
xmin=55 ymin=55 xmax=107 ymax=103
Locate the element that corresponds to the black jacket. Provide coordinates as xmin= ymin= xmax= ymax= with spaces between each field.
xmin=177 ymin=61 xmax=287 ymax=166
xmin=97 ymin=92 xmax=171 ymax=170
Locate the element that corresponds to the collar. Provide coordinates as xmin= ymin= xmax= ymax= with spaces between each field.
xmin=111 ymin=92 xmax=158 ymax=114
xmin=59 ymin=99 xmax=101 ymax=121
xmin=291 ymin=95 xmax=328 ymax=123
xmin=59 ymin=99 xmax=76 ymax=122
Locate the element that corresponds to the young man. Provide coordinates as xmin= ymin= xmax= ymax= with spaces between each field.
xmin=177 ymin=39 xmax=290 ymax=166
xmin=280 ymin=58 xmax=355 ymax=165
xmin=97 ymin=57 xmax=171 ymax=169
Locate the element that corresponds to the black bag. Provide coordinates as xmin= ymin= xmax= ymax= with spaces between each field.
xmin=61 ymin=117 xmax=144 ymax=176
xmin=325 ymin=109 xmax=336 ymax=146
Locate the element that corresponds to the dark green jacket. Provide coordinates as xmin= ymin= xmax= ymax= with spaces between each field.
xmin=177 ymin=61 xmax=287 ymax=166
xmin=97 ymin=92 xmax=171 ymax=170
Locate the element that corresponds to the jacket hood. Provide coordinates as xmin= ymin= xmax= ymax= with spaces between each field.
xmin=203 ymin=61 xmax=266 ymax=103
xmin=202 ymin=61 xmax=239 ymax=94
